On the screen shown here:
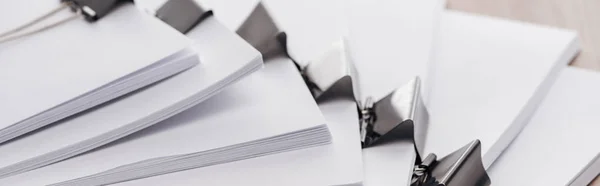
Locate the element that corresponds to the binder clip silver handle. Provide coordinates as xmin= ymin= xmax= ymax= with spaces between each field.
xmin=235 ymin=2 xmax=490 ymax=185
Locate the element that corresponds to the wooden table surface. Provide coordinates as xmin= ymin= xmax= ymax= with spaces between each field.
xmin=447 ymin=0 xmax=600 ymax=185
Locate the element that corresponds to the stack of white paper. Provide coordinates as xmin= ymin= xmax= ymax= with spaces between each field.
xmin=114 ymin=6 xmax=588 ymax=186
xmin=109 ymin=0 xmax=444 ymax=185
xmin=425 ymin=10 xmax=580 ymax=168
xmin=490 ymin=67 xmax=600 ymax=186
xmin=1 ymin=0 xmax=591 ymax=185
xmin=358 ymin=9 xmax=581 ymax=185
xmin=0 ymin=15 xmax=329 ymax=186
xmin=0 ymin=1 xmax=197 ymax=143
xmin=0 ymin=2 xmax=262 ymax=179
xmin=113 ymin=42 xmax=363 ymax=186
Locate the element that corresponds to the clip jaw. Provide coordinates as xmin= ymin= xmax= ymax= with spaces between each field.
xmin=235 ymin=2 xmax=358 ymax=104
xmin=236 ymin=2 xmax=288 ymax=60
xmin=359 ymin=78 xmax=428 ymax=152
xmin=62 ymin=0 xmax=129 ymax=22
xmin=301 ymin=39 xmax=359 ymax=101
xmin=411 ymin=140 xmax=491 ymax=186
xmin=235 ymin=2 xmax=491 ymax=186
xmin=155 ymin=0 xmax=212 ymax=34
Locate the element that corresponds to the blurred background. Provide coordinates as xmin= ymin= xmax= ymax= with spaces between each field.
xmin=449 ymin=0 xmax=600 ymax=70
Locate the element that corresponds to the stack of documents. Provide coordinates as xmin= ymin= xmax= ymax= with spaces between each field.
xmin=115 ymin=79 xmax=364 ymax=186
xmin=0 ymin=13 xmax=330 ymax=186
xmin=116 ymin=0 xmax=443 ymax=185
xmin=425 ymin=9 xmax=579 ymax=168
xmin=0 ymin=0 xmax=197 ymax=144
xmin=328 ymin=5 xmax=583 ymax=186
xmin=2 ymin=0 xmax=597 ymax=185
xmin=490 ymin=67 xmax=600 ymax=186
xmin=0 ymin=1 xmax=262 ymax=178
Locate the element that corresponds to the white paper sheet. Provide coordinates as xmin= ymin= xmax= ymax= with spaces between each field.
xmin=489 ymin=67 xmax=600 ymax=186
xmin=345 ymin=0 xmax=442 ymax=102
xmin=114 ymin=98 xmax=362 ymax=186
xmin=133 ymin=1 xmax=442 ymax=185
xmin=359 ymin=9 xmax=580 ymax=186
xmin=0 ymin=14 xmax=327 ymax=183
xmin=206 ymin=0 xmax=440 ymax=101
xmin=426 ymin=10 xmax=580 ymax=168
xmin=110 ymin=1 xmax=362 ymax=185
xmin=0 ymin=2 xmax=190 ymax=131
xmin=362 ymin=140 xmax=416 ymax=186
xmin=59 ymin=0 xmax=441 ymax=185
xmin=0 ymin=9 xmax=261 ymax=174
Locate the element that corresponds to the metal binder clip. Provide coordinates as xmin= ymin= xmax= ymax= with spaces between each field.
xmin=302 ymin=49 xmax=490 ymax=186
xmin=301 ymin=45 xmax=429 ymax=152
xmin=235 ymin=1 xmax=356 ymax=99
xmin=154 ymin=0 xmax=213 ymax=34
xmin=236 ymin=0 xmax=427 ymax=151
xmin=236 ymin=2 xmax=288 ymax=60
xmin=62 ymin=0 xmax=131 ymax=22
xmin=235 ymin=2 xmax=491 ymax=185
xmin=0 ymin=0 xmax=131 ymax=44
xmin=411 ymin=140 xmax=490 ymax=186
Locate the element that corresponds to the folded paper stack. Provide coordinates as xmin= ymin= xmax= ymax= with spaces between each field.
xmin=0 ymin=0 xmax=262 ymax=179
xmin=0 ymin=0 xmax=596 ymax=185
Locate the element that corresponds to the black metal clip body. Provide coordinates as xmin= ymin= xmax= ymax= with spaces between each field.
xmin=154 ymin=0 xmax=213 ymax=34
xmin=61 ymin=0 xmax=131 ymax=22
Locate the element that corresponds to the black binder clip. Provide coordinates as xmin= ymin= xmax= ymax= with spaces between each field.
xmin=64 ymin=0 xmax=211 ymax=26
xmin=61 ymin=0 xmax=131 ymax=22
xmin=154 ymin=0 xmax=213 ymax=34
xmin=410 ymin=140 xmax=490 ymax=186
xmin=0 ymin=0 xmax=131 ymax=43
xmin=235 ymin=2 xmax=491 ymax=186
xmin=66 ymin=0 xmax=211 ymax=33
